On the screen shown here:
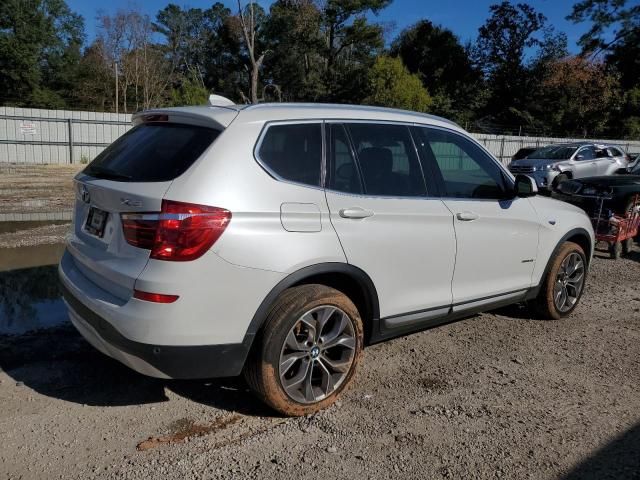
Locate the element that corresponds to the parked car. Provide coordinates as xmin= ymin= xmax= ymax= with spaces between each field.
xmin=508 ymin=142 xmax=630 ymax=190
xmin=552 ymin=157 xmax=640 ymax=217
xmin=511 ymin=146 xmax=537 ymax=161
xmin=59 ymin=103 xmax=595 ymax=416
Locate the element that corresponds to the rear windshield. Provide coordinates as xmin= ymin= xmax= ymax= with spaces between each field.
xmin=84 ymin=123 xmax=220 ymax=182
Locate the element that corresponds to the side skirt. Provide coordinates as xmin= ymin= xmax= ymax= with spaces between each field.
xmin=370 ymin=288 xmax=530 ymax=344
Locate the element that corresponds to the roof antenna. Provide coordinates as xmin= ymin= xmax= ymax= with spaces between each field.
xmin=208 ymin=94 xmax=235 ymax=106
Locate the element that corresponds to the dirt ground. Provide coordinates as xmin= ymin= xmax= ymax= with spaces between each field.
xmin=0 ymin=163 xmax=80 ymax=214
xmin=0 ymin=244 xmax=638 ymax=480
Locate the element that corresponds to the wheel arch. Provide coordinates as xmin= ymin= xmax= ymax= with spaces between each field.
xmin=527 ymin=227 xmax=593 ymax=300
xmin=245 ymin=263 xmax=380 ymax=346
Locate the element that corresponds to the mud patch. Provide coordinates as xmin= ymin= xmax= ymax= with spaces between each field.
xmin=137 ymin=414 xmax=242 ymax=451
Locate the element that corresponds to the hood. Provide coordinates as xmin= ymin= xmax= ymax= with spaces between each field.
xmin=509 ymin=158 xmax=566 ymax=169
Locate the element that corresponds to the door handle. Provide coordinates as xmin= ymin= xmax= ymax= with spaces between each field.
xmin=456 ymin=211 xmax=479 ymax=221
xmin=339 ymin=207 xmax=374 ymax=219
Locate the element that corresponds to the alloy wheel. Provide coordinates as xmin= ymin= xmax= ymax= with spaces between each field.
xmin=553 ymin=252 xmax=585 ymax=313
xmin=278 ymin=305 xmax=356 ymax=404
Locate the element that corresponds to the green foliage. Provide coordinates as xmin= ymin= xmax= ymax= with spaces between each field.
xmin=365 ymin=56 xmax=431 ymax=112
xmin=1 ymin=0 xmax=639 ymax=140
xmin=170 ymin=74 xmax=209 ymax=106
xmin=0 ymin=0 xmax=84 ymax=105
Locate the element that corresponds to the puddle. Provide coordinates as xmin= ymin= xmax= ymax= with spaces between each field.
xmin=0 ymin=240 xmax=67 ymax=335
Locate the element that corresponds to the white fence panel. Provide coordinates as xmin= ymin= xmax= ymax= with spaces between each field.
xmin=1 ymin=107 xmax=639 ymax=166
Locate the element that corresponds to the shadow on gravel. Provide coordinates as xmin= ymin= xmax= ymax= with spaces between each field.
xmin=490 ymin=302 xmax=537 ymax=321
xmin=0 ymin=326 xmax=270 ymax=416
xmin=562 ymin=421 xmax=640 ymax=480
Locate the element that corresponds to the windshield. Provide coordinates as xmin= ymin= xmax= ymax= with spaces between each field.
xmin=527 ymin=145 xmax=577 ymax=160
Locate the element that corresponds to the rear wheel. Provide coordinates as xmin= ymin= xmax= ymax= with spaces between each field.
xmin=532 ymin=242 xmax=587 ymax=319
xmin=244 ymin=284 xmax=363 ymax=416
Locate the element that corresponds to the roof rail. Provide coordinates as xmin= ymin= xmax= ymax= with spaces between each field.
xmin=208 ymin=94 xmax=235 ymax=107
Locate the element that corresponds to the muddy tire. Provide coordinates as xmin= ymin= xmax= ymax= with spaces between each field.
xmin=532 ymin=242 xmax=587 ymax=320
xmin=244 ymin=284 xmax=363 ymax=417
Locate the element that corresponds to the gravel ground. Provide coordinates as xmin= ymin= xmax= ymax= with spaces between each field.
xmin=0 ymin=223 xmax=70 ymax=249
xmin=0 ymin=246 xmax=639 ymax=480
xmin=0 ymin=163 xmax=80 ymax=214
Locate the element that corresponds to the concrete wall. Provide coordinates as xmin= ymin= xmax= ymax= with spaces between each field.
xmin=1 ymin=107 xmax=639 ymax=166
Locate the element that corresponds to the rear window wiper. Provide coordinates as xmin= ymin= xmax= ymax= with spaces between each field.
xmin=85 ymin=166 xmax=133 ymax=181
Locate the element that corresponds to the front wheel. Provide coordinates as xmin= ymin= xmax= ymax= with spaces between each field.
xmin=532 ymin=241 xmax=587 ymax=319
xmin=244 ymin=284 xmax=363 ymax=416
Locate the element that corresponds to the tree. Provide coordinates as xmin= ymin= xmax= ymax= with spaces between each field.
xmin=474 ymin=2 xmax=547 ymax=124
xmin=236 ymin=1 xmax=268 ymax=103
xmin=264 ymin=0 xmax=325 ymax=101
xmin=0 ymin=0 xmax=84 ymax=107
xmin=321 ymin=0 xmax=389 ymax=102
xmin=568 ymin=0 xmax=640 ymax=54
xmin=98 ymin=9 xmax=172 ymax=112
xmin=390 ymin=20 xmax=481 ymax=122
xmin=364 ymin=56 xmax=431 ymax=112
xmin=538 ymin=56 xmax=618 ymax=136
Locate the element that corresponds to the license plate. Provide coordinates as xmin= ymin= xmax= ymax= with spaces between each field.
xmin=85 ymin=207 xmax=108 ymax=238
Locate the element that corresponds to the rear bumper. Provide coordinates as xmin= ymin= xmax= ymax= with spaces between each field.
xmin=60 ymin=280 xmax=251 ymax=379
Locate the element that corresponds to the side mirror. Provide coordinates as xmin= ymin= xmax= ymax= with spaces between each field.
xmin=514 ymin=174 xmax=538 ymax=198
xmin=575 ymin=154 xmax=584 ymax=161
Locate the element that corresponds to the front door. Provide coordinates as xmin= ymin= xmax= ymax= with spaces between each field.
xmin=412 ymin=126 xmax=539 ymax=305
xmin=324 ymin=122 xmax=456 ymax=322
xmin=572 ymin=146 xmax=600 ymax=178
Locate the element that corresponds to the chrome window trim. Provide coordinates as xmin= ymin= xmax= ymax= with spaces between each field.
xmin=253 ymin=120 xmax=326 ymax=191
xmin=252 ymin=117 xmax=517 ymax=202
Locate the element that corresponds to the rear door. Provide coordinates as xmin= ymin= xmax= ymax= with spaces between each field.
xmin=412 ymin=126 xmax=539 ymax=305
xmin=69 ymin=121 xmax=221 ymax=300
xmin=324 ymin=122 xmax=456 ymax=324
xmin=573 ymin=146 xmax=599 ymax=178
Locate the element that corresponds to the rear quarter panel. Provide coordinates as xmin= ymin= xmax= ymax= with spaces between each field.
xmin=163 ymin=119 xmax=347 ymax=274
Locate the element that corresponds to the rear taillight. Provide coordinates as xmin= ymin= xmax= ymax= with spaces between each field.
xmin=121 ymin=200 xmax=231 ymax=261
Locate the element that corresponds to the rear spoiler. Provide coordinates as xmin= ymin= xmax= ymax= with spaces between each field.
xmin=132 ymin=105 xmax=240 ymax=130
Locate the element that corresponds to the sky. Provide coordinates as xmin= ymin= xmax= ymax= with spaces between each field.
xmin=66 ymin=0 xmax=590 ymax=53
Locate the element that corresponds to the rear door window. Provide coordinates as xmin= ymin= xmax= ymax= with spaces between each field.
xmin=257 ymin=123 xmax=323 ymax=186
xmin=346 ymin=123 xmax=427 ymax=197
xmin=84 ymin=123 xmax=220 ymax=182
xmin=327 ymin=124 xmax=363 ymax=194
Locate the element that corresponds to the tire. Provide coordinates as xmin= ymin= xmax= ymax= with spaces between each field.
xmin=532 ymin=241 xmax=587 ymax=320
xmin=553 ymin=173 xmax=569 ymax=190
xmin=244 ymin=284 xmax=363 ymax=416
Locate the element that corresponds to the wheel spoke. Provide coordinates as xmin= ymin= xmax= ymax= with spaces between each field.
xmin=299 ymin=312 xmax=317 ymax=343
xmin=320 ymin=354 xmax=352 ymax=373
xmin=320 ymin=312 xmax=349 ymax=345
xmin=315 ymin=307 xmax=336 ymax=342
xmin=322 ymin=333 xmax=356 ymax=350
xmin=303 ymin=363 xmax=316 ymax=402
xmin=317 ymin=360 xmax=336 ymax=395
xmin=279 ymin=351 xmax=307 ymax=376
xmin=282 ymin=357 xmax=311 ymax=390
xmin=285 ymin=330 xmax=307 ymax=352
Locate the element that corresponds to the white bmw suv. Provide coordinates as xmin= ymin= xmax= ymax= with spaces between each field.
xmin=59 ymin=103 xmax=594 ymax=416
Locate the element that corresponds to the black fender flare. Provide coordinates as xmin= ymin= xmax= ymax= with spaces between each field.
xmin=243 ymin=262 xmax=380 ymax=343
xmin=526 ymin=227 xmax=593 ymax=300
